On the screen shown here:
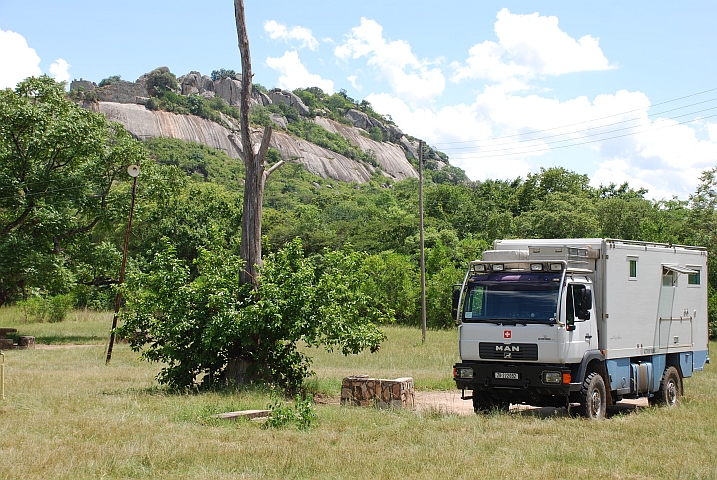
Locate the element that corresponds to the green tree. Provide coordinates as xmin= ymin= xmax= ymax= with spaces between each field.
xmin=118 ymin=238 xmax=388 ymax=391
xmin=0 ymin=75 xmax=146 ymax=306
xmin=146 ymin=67 xmax=178 ymax=97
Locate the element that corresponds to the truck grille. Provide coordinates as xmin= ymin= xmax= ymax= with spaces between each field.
xmin=479 ymin=343 xmax=538 ymax=361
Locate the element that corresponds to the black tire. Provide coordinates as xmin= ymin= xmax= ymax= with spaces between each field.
xmin=649 ymin=366 xmax=682 ymax=407
xmin=472 ymin=393 xmax=510 ymax=413
xmin=578 ymin=372 xmax=607 ymax=420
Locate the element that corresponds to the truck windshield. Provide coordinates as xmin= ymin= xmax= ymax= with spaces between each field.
xmin=463 ymin=272 xmax=560 ymax=324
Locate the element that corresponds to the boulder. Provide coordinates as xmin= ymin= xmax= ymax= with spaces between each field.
xmin=214 ymin=77 xmax=243 ymax=106
xmin=268 ymin=89 xmax=309 ymax=116
xmin=253 ymin=90 xmax=272 ymax=106
xmin=179 ymin=71 xmax=203 ymax=96
xmin=201 ymin=75 xmax=214 ymax=92
xmin=400 ymin=136 xmax=419 ymax=159
xmin=345 ymin=109 xmax=372 ymax=130
xmin=386 ymin=124 xmax=404 ymax=141
xmin=269 ymin=113 xmax=288 ymax=130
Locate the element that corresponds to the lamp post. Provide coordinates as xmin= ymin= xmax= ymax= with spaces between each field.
xmin=106 ymin=164 xmax=140 ymax=365
xmin=418 ymin=141 xmax=426 ymax=343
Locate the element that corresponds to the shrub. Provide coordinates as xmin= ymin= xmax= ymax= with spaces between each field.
xmin=146 ymin=67 xmax=178 ymax=97
xmin=117 ymin=238 xmax=388 ymax=391
xmin=18 ymin=294 xmax=74 ymax=323
xmin=99 ymin=75 xmax=122 ymax=87
xmin=211 ymin=69 xmax=238 ymax=82
xmin=264 ymin=393 xmax=316 ymax=430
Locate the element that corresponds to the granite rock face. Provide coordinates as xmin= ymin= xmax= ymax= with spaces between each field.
xmin=73 ymin=68 xmax=425 ymax=184
xmin=96 ymin=102 xmax=417 ymax=183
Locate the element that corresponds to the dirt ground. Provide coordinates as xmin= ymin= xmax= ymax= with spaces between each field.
xmin=318 ymin=390 xmax=648 ymax=418
xmin=413 ymin=390 xmax=648 ymax=417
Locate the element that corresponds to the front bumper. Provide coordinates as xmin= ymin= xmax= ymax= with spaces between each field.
xmin=454 ymin=361 xmax=573 ymax=404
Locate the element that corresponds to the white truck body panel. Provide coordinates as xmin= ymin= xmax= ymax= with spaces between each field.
xmin=454 ymin=238 xmax=709 ymax=413
xmin=489 ymin=238 xmax=709 ymax=361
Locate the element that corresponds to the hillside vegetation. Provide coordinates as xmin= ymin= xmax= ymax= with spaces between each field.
xmin=2 ymin=75 xmax=716 ymax=339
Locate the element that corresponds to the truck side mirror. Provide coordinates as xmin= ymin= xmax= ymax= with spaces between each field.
xmin=576 ymin=288 xmax=592 ymax=320
xmin=452 ymin=285 xmax=462 ymax=320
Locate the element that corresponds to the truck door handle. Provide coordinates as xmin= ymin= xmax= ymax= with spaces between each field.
xmin=585 ymin=334 xmax=592 ymax=340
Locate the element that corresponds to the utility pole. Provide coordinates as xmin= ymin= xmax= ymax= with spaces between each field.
xmin=106 ymin=164 xmax=140 ymax=365
xmin=418 ymin=140 xmax=426 ymax=343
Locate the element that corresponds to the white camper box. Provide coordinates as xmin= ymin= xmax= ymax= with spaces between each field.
xmin=453 ymin=238 xmax=709 ymax=419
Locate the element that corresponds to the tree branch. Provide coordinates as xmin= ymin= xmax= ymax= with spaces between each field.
xmin=228 ymin=133 xmax=246 ymax=164
xmin=53 ymin=216 xmax=101 ymax=253
xmin=265 ymin=160 xmax=285 ymax=179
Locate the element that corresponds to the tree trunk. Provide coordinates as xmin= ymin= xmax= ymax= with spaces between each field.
xmin=228 ymin=0 xmax=284 ymax=386
xmin=233 ymin=0 xmax=282 ymax=286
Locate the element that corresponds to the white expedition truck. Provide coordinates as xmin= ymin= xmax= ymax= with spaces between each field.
xmin=452 ymin=238 xmax=709 ymax=419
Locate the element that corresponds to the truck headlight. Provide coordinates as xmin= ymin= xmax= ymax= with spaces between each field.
xmin=542 ymin=371 xmax=562 ymax=384
xmin=454 ymin=367 xmax=474 ymax=379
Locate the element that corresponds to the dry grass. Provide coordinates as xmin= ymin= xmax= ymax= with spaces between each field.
xmin=1 ymin=308 xmax=716 ymax=479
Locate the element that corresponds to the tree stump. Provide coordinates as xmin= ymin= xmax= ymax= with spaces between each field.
xmin=18 ymin=336 xmax=35 ymax=349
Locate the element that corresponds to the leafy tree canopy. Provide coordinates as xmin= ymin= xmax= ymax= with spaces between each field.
xmin=117 ymin=238 xmax=388 ymax=391
xmin=0 ymin=75 xmax=147 ymax=306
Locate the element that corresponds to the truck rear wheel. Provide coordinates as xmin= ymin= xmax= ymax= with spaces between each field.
xmin=578 ymin=372 xmax=606 ymax=420
xmin=649 ymin=366 xmax=682 ymax=407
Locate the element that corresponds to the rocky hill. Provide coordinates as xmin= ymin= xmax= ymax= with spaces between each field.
xmin=71 ymin=68 xmax=450 ymax=184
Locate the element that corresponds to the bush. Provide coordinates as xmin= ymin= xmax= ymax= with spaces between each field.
xmin=264 ymin=393 xmax=316 ymax=430
xmin=99 ymin=75 xmax=122 ymax=87
xmin=146 ymin=67 xmax=178 ymax=97
xmin=117 ymin=238 xmax=388 ymax=391
xmin=18 ymin=294 xmax=73 ymax=323
xmin=211 ymin=69 xmax=238 ymax=82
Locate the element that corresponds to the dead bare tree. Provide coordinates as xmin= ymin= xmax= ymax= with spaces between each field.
xmin=230 ymin=0 xmax=284 ymax=285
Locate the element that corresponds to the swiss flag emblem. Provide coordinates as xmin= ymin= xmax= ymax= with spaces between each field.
xmin=504 ymin=330 xmax=512 ymax=339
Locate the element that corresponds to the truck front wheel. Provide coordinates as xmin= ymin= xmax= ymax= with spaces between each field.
xmin=578 ymin=372 xmax=606 ymax=420
xmin=649 ymin=366 xmax=682 ymax=407
xmin=472 ymin=393 xmax=510 ymax=413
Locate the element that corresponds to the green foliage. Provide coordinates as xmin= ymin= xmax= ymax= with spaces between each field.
xmin=210 ymin=69 xmax=238 ymax=82
xmin=0 ymin=75 xmax=147 ymax=307
xmin=98 ymin=75 xmax=122 ymax=87
xmin=146 ymin=67 xmax=178 ymax=97
xmin=264 ymin=393 xmax=316 ymax=430
xmin=143 ymin=137 xmax=244 ymax=187
xmin=287 ymin=121 xmax=379 ymax=167
xmin=146 ymin=89 xmax=240 ymax=127
xmin=118 ymin=238 xmax=388 ymax=391
xmin=18 ymin=293 xmax=74 ymax=323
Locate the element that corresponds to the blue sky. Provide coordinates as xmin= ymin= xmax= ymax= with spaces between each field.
xmin=2 ymin=1 xmax=716 ymax=200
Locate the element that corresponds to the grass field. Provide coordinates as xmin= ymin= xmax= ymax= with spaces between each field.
xmin=1 ymin=308 xmax=716 ymax=479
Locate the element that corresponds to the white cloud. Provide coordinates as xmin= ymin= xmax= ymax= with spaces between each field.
xmin=0 ymin=29 xmax=41 ymax=89
xmin=452 ymin=8 xmax=613 ymax=83
xmin=335 ymin=18 xmax=445 ymax=106
xmin=264 ymin=20 xmax=318 ymax=50
xmin=265 ymin=50 xmax=334 ymax=93
xmin=49 ymin=58 xmax=71 ymax=84
xmin=347 ymin=75 xmax=361 ymax=91
xmin=369 ymin=83 xmax=717 ymax=199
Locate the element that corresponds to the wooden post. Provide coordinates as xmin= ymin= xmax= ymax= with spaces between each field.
xmin=106 ymin=168 xmax=139 ymax=365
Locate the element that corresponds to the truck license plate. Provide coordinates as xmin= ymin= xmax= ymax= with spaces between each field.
xmin=494 ymin=372 xmax=519 ymax=380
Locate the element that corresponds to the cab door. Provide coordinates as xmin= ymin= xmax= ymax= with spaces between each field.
xmin=560 ymin=282 xmax=596 ymax=363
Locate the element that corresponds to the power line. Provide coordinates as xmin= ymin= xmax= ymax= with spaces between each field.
xmin=432 ymin=87 xmax=717 ymax=146
xmin=440 ymin=99 xmax=717 ymax=151
xmin=447 ymin=113 xmax=717 ymax=160
xmin=444 ymin=106 xmax=717 ymax=156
